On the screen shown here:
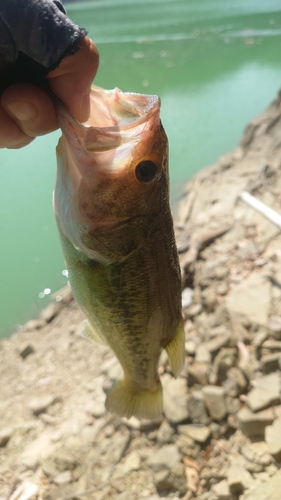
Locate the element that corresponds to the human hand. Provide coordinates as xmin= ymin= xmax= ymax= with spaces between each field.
xmin=0 ymin=36 xmax=99 ymax=149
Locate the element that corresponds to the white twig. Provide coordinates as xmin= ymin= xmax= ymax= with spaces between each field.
xmin=239 ymin=190 xmax=281 ymax=230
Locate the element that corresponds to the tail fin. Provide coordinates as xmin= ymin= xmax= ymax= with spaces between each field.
xmin=105 ymin=378 xmax=163 ymax=419
xmin=165 ymin=318 xmax=185 ymax=377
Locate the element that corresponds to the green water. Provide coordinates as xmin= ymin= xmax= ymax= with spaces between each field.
xmin=1 ymin=0 xmax=281 ymax=338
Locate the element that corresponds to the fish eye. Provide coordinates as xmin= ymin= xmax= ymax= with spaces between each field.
xmin=135 ymin=161 xmax=158 ymax=183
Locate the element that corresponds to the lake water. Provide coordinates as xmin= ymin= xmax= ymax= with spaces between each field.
xmin=1 ymin=0 xmax=281 ymax=338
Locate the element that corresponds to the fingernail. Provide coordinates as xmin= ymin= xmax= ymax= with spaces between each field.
xmin=5 ymin=101 xmax=38 ymax=121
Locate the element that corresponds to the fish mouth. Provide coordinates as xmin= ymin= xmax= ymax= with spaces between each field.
xmin=57 ymin=85 xmax=161 ymax=153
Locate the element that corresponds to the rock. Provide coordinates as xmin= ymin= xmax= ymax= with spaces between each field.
xmin=184 ymin=302 xmax=202 ymax=318
xmin=204 ymin=333 xmax=231 ymax=354
xmin=246 ymin=372 xmax=281 ymax=412
xmin=265 ymin=416 xmax=281 ymax=460
xmin=227 ymin=413 xmax=240 ymax=430
xmin=156 ymin=421 xmax=175 ymax=444
xmin=227 ymin=465 xmax=253 ymax=495
xmin=122 ymin=451 xmax=141 ymax=473
xmin=261 ymin=352 xmax=281 ymax=373
xmin=247 ymin=441 xmax=272 ymax=466
xmin=226 ymin=273 xmax=271 ymax=327
xmin=238 ymin=351 xmax=260 ymax=381
xmin=25 ymin=319 xmax=46 ymax=331
xmin=163 ymin=376 xmax=189 ymax=423
xmin=153 ymin=469 xmax=171 ymax=492
xmin=182 ymin=287 xmax=194 ymax=309
xmin=19 ymin=344 xmax=35 ymax=359
xmin=147 ymin=444 xmax=181 ymax=472
xmin=252 ymin=329 xmax=268 ymax=348
xmin=185 ymin=339 xmax=197 ymax=355
xmin=85 ymin=400 xmax=105 ymax=418
xmin=226 ymin=367 xmax=248 ymax=393
xmin=42 ymin=457 xmax=59 ymax=478
xmin=188 ymin=392 xmax=209 ymax=425
xmin=225 ymin=396 xmax=240 ymax=415
xmin=211 ymin=348 xmax=237 ymax=384
xmin=40 ymin=413 xmax=56 ymax=425
xmin=201 ymin=286 xmax=217 ymax=312
xmin=28 ymin=394 xmax=55 ymax=415
xmin=195 ymin=344 xmax=211 ymax=363
xmin=211 ymin=479 xmax=231 ymax=499
xmin=154 ymin=465 xmax=186 ymax=496
xmin=53 ymin=470 xmax=72 ymax=485
xmin=39 ymin=301 xmax=62 ymax=322
xmin=187 ymin=362 xmax=210 ymax=386
xmin=216 ymin=282 xmax=228 ymax=296
xmin=209 ymin=421 xmax=228 ymax=439
xmin=178 ymin=424 xmax=211 ymax=444
xmin=0 ymin=427 xmax=13 ymax=447
xmin=20 ymin=434 xmax=55 ymax=470
xmin=116 ymin=492 xmax=138 ymax=500
xmin=237 ymin=406 xmax=274 ymax=437
xmin=202 ymin=385 xmax=227 ymax=420
xmin=243 ymin=469 xmax=281 ymax=500
xmin=267 ymin=315 xmax=281 ymax=339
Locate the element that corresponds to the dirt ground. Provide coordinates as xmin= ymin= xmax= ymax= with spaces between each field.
xmin=1 ymin=91 xmax=281 ymax=500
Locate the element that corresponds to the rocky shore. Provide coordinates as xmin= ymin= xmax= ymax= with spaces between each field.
xmin=1 ymin=91 xmax=281 ymax=500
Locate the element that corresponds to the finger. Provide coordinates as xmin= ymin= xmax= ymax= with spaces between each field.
xmin=48 ymin=36 xmax=99 ymax=122
xmin=0 ymin=105 xmax=34 ymax=148
xmin=1 ymin=83 xmax=58 ymax=138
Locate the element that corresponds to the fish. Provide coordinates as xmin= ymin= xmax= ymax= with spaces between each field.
xmin=54 ymin=84 xmax=185 ymax=420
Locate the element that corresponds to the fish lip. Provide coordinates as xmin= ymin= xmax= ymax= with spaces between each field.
xmin=56 ymin=85 xmax=161 ymax=150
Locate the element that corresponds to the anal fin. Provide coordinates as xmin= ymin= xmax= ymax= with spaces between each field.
xmin=165 ymin=318 xmax=185 ymax=377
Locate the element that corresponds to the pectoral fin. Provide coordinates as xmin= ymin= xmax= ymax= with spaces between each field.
xmin=81 ymin=320 xmax=106 ymax=345
xmin=165 ymin=318 xmax=185 ymax=377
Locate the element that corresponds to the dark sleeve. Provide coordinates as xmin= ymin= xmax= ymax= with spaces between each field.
xmin=0 ymin=0 xmax=87 ymax=91
xmin=0 ymin=0 xmax=86 ymax=69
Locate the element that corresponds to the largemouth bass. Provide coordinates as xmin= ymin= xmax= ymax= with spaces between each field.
xmin=54 ymin=85 xmax=185 ymax=419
